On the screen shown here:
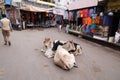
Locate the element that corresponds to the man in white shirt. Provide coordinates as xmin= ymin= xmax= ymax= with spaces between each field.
xmin=0 ymin=14 xmax=13 ymax=46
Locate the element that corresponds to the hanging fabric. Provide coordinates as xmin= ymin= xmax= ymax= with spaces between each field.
xmin=83 ymin=9 xmax=89 ymax=17
xmin=89 ymin=8 xmax=94 ymax=17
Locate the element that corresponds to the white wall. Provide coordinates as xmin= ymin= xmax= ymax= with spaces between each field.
xmin=68 ymin=0 xmax=98 ymax=10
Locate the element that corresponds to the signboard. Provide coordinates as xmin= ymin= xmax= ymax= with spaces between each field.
xmin=68 ymin=0 xmax=98 ymax=10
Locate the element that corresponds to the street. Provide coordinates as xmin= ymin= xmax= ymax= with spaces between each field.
xmin=0 ymin=28 xmax=120 ymax=80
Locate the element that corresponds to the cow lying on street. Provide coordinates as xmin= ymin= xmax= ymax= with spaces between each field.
xmin=41 ymin=38 xmax=82 ymax=70
xmin=41 ymin=38 xmax=83 ymax=58
xmin=54 ymin=45 xmax=77 ymax=70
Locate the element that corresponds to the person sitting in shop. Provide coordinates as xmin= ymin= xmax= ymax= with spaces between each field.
xmin=114 ymin=29 xmax=120 ymax=43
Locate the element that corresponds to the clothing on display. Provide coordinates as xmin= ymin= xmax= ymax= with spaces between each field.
xmin=92 ymin=13 xmax=97 ymax=19
xmin=86 ymin=17 xmax=92 ymax=25
xmin=86 ymin=25 xmax=91 ymax=33
xmin=79 ymin=10 xmax=83 ymax=18
xmin=68 ymin=12 xmax=73 ymax=21
xmin=89 ymin=8 xmax=94 ymax=17
xmin=91 ymin=23 xmax=96 ymax=29
xmin=94 ymin=16 xmax=100 ymax=24
xmin=83 ymin=9 xmax=89 ymax=17
xmin=103 ymin=13 xmax=109 ymax=26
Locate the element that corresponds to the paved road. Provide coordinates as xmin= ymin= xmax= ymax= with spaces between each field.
xmin=0 ymin=28 xmax=120 ymax=80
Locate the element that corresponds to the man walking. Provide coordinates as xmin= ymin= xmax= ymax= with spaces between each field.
xmin=0 ymin=14 xmax=13 ymax=46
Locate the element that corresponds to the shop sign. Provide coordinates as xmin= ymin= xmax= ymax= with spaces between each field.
xmin=68 ymin=0 xmax=98 ymax=10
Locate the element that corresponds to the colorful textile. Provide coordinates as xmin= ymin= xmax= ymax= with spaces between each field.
xmin=82 ymin=18 xmax=86 ymax=24
xmin=89 ymin=8 xmax=94 ymax=17
xmin=79 ymin=10 xmax=83 ymax=17
xmin=103 ymin=13 xmax=109 ymax=26
xmin=94 ymin=16 xmax=100 ymax=24
xmin=91 ymin=23 xmax=96 ymax=29
xmin=86 ymin=17 xmax=92 ymax=25
xmin=83 ymin=17 xmax=88 ymax=24
xmin=92 ymin=13 xmax=97 ymax=19
xmin=68 ymin=12 xmax=73 ymax=21
xmin=91 ymin=29 xmax=95 ymax=33
xmin=83 ymin=9 xmax=89 ymax=17
xmin=85 ymin=25 xmax=91 ymax=33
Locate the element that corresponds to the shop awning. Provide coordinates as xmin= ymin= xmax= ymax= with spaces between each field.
xmin=36 ymin=0 xmax=56 ymax=7
xmin=20 ymin=4 xmax=54 ymax=12
xmin=68 ymin=0 xmax=98 ymax=10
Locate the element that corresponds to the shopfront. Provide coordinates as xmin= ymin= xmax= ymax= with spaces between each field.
xmin=20 ymin=10 xmax=54 ymax=28
xmin=68 ymin=0 xmax=100 ymax=38
xmin=67 ymin=0 xmax=120 ymax=45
